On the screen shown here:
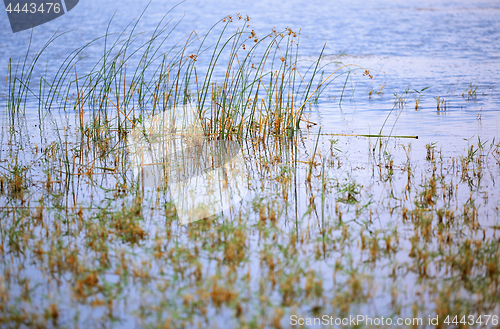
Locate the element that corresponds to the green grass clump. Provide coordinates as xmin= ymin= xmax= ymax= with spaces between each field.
xmin=5 ymin=8 xmax=350 ymax=145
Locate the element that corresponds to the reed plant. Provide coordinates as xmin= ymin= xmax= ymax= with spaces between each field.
xmin=4 ymin=8 xmax=356 ymax=150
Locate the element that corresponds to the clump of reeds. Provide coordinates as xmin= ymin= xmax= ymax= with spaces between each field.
xmin=5 ymin=10 xmax=352 ymax=149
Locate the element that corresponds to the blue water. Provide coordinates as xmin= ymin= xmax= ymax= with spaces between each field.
xmin=2 ymin=0 xmax=500 ymax=59
xmin=1 ymin=2 xmax=500 ymax=327
xmin=1 ymin=0 xmax=499 ymax=141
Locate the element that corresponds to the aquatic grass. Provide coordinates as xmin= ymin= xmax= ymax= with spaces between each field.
xmin=463 ymin=82 xmax=478 ymax=100
xmin=5 ymin=11 xmax=363 ymax=152
xmin=1 ymin=129 xmax=500 ymax=327
xmin=1 ymin=11 xmax=371 ymax=220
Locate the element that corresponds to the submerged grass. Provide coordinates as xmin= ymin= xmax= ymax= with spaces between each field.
xmin=0 ymin=6 xmax=500 ymax=329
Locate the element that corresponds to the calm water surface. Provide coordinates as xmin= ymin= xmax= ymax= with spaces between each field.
xmin=1 ymin=1 xmax=500 ymax=327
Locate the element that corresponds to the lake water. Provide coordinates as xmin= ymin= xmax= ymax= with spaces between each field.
xmin=1 ymin=0 xmax=500 ymax=328
xmin=2 ymin=0 xmax=500 ymax=141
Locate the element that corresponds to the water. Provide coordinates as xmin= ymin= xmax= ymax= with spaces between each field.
xmin=2 ymin=0 xmax=500 ymax=139
xmin=1 ymin=1 xmax=500 ymax=328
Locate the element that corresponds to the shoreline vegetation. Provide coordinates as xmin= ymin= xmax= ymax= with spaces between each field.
xmin=1 ymin=6 xmax=499 ymax=329
xmin=5 ymin=7 xmax=359 ymax=142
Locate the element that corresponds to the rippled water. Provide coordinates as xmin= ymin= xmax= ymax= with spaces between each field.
xmin=1 ymin=1 xmax=500 ymax=328
xmin=1 ymin=0 xmax=500 ymax=139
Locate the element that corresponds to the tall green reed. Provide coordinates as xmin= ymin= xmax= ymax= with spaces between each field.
xmin=3 ymin=5 xmax=363 ymax=188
